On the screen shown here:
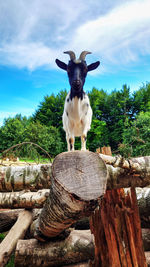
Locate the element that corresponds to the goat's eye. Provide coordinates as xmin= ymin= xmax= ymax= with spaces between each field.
xmin=83 ymin=68 xmax=87 ymax=75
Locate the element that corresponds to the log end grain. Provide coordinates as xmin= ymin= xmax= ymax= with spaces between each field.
xmin=52 ymin=151 xmax=108 ymax=201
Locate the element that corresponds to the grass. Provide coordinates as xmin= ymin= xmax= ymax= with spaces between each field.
xmin=20 ymin=156 xmax=52 ymax=164
xmin=0 ymin=233 xmax=5 ymax=241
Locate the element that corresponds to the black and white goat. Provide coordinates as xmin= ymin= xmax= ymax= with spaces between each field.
xmin=55 ymin=51 xmax=100 ymax=151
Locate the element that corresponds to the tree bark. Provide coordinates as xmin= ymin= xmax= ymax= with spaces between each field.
xmin=135 ymin=187 xmax=150 ymax=228
xmin=90 ymin=188 xmax=147 ymax=267
xmin=0 ymin=187 xmax=149 ymax=214
xmin=0 ymin=210 xmax=32 ymax=267
xmin=0 ymin=211 xmax=150 ymax=251
xmin=99 ymin=154 xmax=150 ymax=189
xmin=0 ymin=209 xmax=21 ymax=232
xmin=31 ymin=151 xmax=107 ymax=240
xmin=15 ymin=230 xmax=94 ymax=267
xmin=145 ymin=252 xmax=150 ymax=266
xmin=142 ymin=229 xmax=150 ymax=251
xmin=0 ymin=155 xmax=150 ymax=192
xmin=14 ymin=229 xmax=150 ymax=267
xmin=0 ymin=164 xmax=51 ymax=191
xmin=0 ymin=189 xmax=49 ymax=209
xmin=0 ymin=208 xmax=41 ymax=233
xmin=136 ymin=187 xmax=150 ymax=216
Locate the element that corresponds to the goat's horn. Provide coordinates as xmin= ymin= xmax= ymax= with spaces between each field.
xmin=64 ymin=51 xmax=76 ymax=60
xmin=79 ymin=51 xmax=92 ymax=61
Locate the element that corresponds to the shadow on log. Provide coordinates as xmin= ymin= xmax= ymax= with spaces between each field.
xmin=31 ymin=151 xmax=108 ymax=241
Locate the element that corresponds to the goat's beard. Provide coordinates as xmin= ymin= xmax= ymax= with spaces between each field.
xmin=71 ymin=81 xmax=83 ymax=92
xmin=72 ymin=84 xmax=82 ymax=91
xmin=70 ymin=86 xmax=84 ymax=100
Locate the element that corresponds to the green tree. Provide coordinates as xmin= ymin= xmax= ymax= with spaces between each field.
xmin=103 ymin=84 xmax=133 ymax=150
xmin=0 ymin=115 xmax=63 ymax=157
xmin=24 ymin=121 xmax=63 ymax=156
xmin=88 ymin=85 xmax=133 ymax=151
xmin=33 ymin=90 xmax=67 ymax=151
xmin=34 ymin=90 xmax=67 ymax=128
xmin=87 ymin=119 xmax=109 ymax=151
xmin=0 ymin=115 xmax=28 ymax=152
xmin=119 ymin=111 xmax=150 ymax=157
xmin=1 ymin=83 xmax=150 ymax=157
xmin=88 ymin=88 xmax=109 ymax=150
xmin=132 ymin=83 xmax=150 ymax=115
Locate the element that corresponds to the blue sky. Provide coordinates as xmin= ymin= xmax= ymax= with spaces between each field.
xmin=0 ymin=0 xmax=150 ymax=126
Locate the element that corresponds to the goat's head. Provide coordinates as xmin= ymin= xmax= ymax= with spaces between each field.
xmin=55 ymin=51 xmax=100 ymax=96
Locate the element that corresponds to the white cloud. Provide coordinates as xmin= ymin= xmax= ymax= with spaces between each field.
xmin=0 ymin=0 xmax=150 ymax=71
xmin=71 ymin=0 xmax=150 ymax=66
xmin=0 ymin=108 xmax=35 ymax=126
xmin=0 ymin=42 xmax=58 ymax=70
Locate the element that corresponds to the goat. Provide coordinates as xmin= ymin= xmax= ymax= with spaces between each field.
xmin=55 ymin=51 xmax=100 ymax=151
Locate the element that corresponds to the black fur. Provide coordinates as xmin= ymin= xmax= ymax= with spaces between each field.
xmin=55 ymin=57 xmax=100 ymax=100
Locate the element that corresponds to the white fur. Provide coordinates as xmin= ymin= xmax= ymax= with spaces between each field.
xmin=63 ymin=93 xmax=92 ymax=151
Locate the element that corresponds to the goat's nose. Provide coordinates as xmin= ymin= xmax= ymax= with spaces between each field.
xmin=73 ymin=79 xmax=80 ymax=85
xmin=76 ymin=80 xmax=80 ymax=85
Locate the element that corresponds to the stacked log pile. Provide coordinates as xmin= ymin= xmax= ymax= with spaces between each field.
xmin=0 ymin=150 xmax=150 ymax=266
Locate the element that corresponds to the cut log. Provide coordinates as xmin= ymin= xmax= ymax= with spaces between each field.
xmin=0 ymin=209 xmax=21 ymax=232
xmin=136 ymin=187 xmax=150 ymax=228
xmin=0 ymin=209 xmax=41 ymax=233
xmin=0 ymin=210 xmax=150 ymax=252
xmin=0 ymin=189 xmax=49 ymax=209
xmin=0 ymin=210 xmax=32 ymax=267
xmin=15 ymin=230 xmax=94 ymax=267
xmin=136 ymin=187 xmax=150 ymax=216
xmin=145 ymin=252 xmax=150 ymax=266
xmin=99 ymin=154 xmax=150 ymax=189
xmin=0 ymin=155 xmax=150 ymax=192
xmin=0 ymin=164 xmax=51 ymax=191
xmin=142 ymin=229 xmax=150 ymax=251
xmin=0 ymin=187 xmax=149 ymax=214
xmin=14 ymin=229 xmax=150 ymax=267
xmin=31 ymin=151 xmax=107 ymax=240
xmin=90 ymin=188 xmax=147 ymax=267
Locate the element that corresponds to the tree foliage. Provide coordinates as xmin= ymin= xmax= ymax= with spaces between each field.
xmin=119 ymin=111 xmax=150 ymax=157
xmin=0 ymin=115 xmax=63 ymax=157
xmin=0 ymin=83 xmax=150 ymax=158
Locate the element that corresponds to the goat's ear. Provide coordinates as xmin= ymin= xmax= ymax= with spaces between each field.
xmin=87 ymin=61 xmax=100 ymax=72
xmin=55 ymin=59 xmax=67 ymax=71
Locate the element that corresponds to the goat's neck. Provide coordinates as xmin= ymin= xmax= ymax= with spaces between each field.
xmin=70 ymin=88 xmax=85 ymax=101
xmin=71 ymin=96 xmax=81 ymax=120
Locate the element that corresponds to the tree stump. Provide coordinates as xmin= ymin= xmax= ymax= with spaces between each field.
xmin=31 ymin=151 xmax=107 ymax=240
xmin=90 ymin=188 xmax=147 ymax=267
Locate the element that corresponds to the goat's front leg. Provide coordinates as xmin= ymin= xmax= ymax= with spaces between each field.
xmin=66 ymin=135 xmax=75 ymax=151
xmin=81 ymin=134 xmax=87 ymax=151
